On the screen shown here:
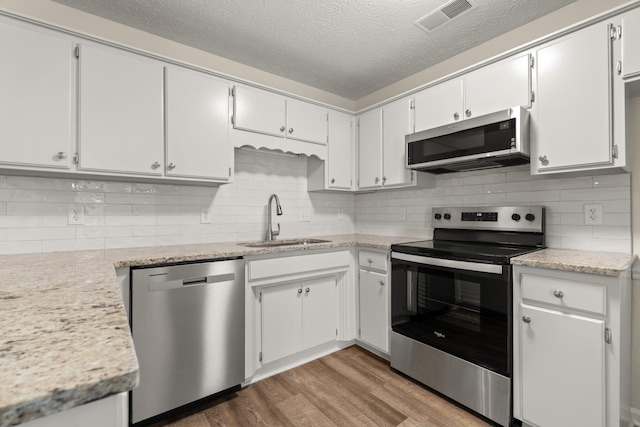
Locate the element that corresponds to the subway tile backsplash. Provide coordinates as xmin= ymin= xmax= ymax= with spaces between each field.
xmin=355 ymin=164 xmax=631 ymax=253
xmin=0 ymin=152 xmax=631 ymax=255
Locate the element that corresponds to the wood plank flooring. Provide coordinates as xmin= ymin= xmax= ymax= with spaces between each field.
xmin=148 ymin=346 xmax=492 ymax=427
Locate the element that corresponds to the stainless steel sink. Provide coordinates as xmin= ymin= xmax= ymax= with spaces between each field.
xmin=241 ymin=238 xmax=330 ymax=248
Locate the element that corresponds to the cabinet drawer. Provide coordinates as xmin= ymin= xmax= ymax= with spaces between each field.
xmin=521 ymin=274 xmax=606 ymax=315
xmin=358 ymin=250 xmax=388 ymax=272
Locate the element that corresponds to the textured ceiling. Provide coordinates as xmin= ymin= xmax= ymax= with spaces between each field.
xmin=51 ymin=0 xmax=577 ymax=100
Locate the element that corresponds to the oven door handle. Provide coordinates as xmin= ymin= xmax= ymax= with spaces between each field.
xmin=391 ymin=252 xmax=503 ymax=274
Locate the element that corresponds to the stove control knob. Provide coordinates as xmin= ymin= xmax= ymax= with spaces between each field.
xmin=525 ymin=213 xmax=536 ymax=222
xmin=443 ymin=213 xmax=451 ymax=220
xmin=511 ymin=213 xmax=521 ymax=222
xmin=434 ymin=213 xmax=442 ymax=220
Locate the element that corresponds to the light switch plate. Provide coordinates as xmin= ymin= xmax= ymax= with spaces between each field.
xmin=300 ymin=208 xmax=311 ymax=222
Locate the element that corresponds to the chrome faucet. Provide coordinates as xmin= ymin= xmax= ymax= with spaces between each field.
xmin=266 ymin=194 xmax=283 ymax=241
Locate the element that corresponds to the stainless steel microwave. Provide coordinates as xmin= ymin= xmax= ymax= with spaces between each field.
xmin=406 ymin=106 xmax=530 ymax=174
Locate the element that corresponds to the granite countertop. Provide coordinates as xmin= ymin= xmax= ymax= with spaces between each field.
xmin=0 ymin=233 xmax=415 ymax=426
xmin=511 ymin=248 xmax=636 ymax=277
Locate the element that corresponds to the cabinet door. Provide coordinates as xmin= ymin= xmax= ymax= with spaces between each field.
xmin=465 ymin=54 xmax=532 ymax=118
xmin=359 ymin=269 xmax=388 ymax=352
xmin=165 ymin=67 xmax=230 ymax=181
xmin=622 ymin=8 xmax=640 ymax=79
xmin=413 ymin=79 xmax=464 ymax=132
xmin=302 ymin=276 xmax=337 ymax=350
xmin=286 ymin=99 xmax=327 ymax=145
xmin=0 ymin=18 xmax=73 ymax=169
xmin=261 ymin=283 xmax=302 ymax=364
xmin=78 ymin=43 xmax=163 ymax=175
xmin=232 ymin=85 xmax=286 ymax=138
xmin=327 ymin=111 xmax=353 ymax=190
xmin=382 ymin=98 xmax=413 ymax=188
xmin=357 ymin=108 xmax=383 ymax=189
xmin=534 ymin=24 xmax=612 ymax=172
xmin=520 ymin=305 xmax=605 ymax=427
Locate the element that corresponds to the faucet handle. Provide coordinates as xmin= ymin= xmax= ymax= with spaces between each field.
xmin=272 ymin=223 xmax=280 ymax=237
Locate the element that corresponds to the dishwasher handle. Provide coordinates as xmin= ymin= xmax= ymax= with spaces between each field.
xmin=149 ymin=272 xmax=236 ymax=292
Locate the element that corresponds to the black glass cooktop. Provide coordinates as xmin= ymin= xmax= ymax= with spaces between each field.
xmin=391 ymin=240 xmax=542 ymax=265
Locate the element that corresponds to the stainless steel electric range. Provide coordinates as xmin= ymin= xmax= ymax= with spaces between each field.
xmin=390 ymin=206 xmax=545 ymax=427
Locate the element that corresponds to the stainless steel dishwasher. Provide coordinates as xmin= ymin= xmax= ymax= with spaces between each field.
xmin=130 ymin=258 xmax=245 ymax=425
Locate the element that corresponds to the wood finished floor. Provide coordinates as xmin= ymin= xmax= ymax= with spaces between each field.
xmin=148 ymin=346 xmax=492 ymax=427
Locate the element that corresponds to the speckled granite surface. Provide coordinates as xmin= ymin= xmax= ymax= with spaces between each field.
xmin=0 ymin=233 xmax=415 ymax=426
xmin=511 ymin=248 xmax=636 ymax=277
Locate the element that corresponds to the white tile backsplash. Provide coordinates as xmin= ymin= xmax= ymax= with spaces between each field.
xmin=0 ymin=155 xmax=631 ymax=255
xmin=355 ymin=165 xmax=632 ymax=253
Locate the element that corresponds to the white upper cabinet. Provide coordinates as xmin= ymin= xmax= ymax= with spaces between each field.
xmin=232 ymin=85 xmax=328 ymax=147
xmin=286 ymin=98 xmax=328 ymax=145
xmin=78 ymin=42 xmax=164 ymax=176
xmin=326 ymin=111 xmax=354 ymax=190
xmin=621 ymin=7 xmax=640 ymax=80
xmin=532 ymin=22 xmax=618 ymax=174
xmin=0 ymin=17 xmax=74 ymax=169
xmin=414 ymin=54 xmax=531 ymax=133
xmin=464 ymin=54 xmax=532 ymax=118
xmin=382 ymin=98 xmax=413 ymax=188
xmin=232 ymin=85 xmax=286 ymax=138
xmin=414 ymin=79 xmax=463 ymax=132
xmin=165 ymin=67 xmax=231 ymax=181
xmin=357 ymin=108 xmax=383 ymax=190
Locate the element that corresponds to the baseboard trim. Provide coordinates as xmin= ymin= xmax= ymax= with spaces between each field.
xmin=632 ymin=407 xmax=640 ymax=426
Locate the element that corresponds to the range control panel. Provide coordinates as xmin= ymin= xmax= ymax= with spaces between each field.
xmin=432 ymin=206 xmax=544 ymax=233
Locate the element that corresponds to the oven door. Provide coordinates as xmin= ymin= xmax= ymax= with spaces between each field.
xmin=391 ymin=252 xmax=512 ymax=377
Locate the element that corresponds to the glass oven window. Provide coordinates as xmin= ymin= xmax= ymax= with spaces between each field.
xmin=391 ymin=261 xmax=511 ymax=376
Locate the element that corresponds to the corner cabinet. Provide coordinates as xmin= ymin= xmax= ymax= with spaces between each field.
xmin=513 ymin=265 xmax=632 ymax=427
xmin=308 ymin=110 xmax=354 ymax=191
xmin=357 ymin=99 xmax=434 ymax=191
xmin=0 ymin=16 xmax=74 ymax=171
xmin=531 ymin=20 xmax=627 ymax=174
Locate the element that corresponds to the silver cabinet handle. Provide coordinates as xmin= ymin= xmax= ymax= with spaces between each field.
xmin=305 ymin=287 xmax=310 ymax=294
xmin=453 ymin=112 xmax=460 ymax=121
xmin=379 ymin=280 xmax=385 ymax=286
xmin=167 ymin=162 xmax=176 ymax=170
xmin=288 ymin=128 xmax=294 ymax=134
xmin=553 ymin=290 xmax=564 ymax=298
xmin=56 ymin=152 xmax=67 ymax=160
xmin=382 ymin=176 xmax=387 ymax=184
xmin=297 ymin=288 xmax=302 ymax=294
xmin=330 ymin=178 xmax=335 ymax=184
xmin=617 ymin=60 xmax=622 ymax=75
xmin=367 ymin=258 xmax=373 ymax=264
xmin=152 ymin=161 xmax=161 ymax=169
xmin=538 ymin=155 xmax=549 ymax=166
xmin=375 ymin=177 xmax=380 ymax=183
xmin=280 ymin=126 xmax=285 ymax=132
xmin=465 ymin=109 xmax=472 ymax=117
xmin=522 ymin=316 xmax=531 ymax=323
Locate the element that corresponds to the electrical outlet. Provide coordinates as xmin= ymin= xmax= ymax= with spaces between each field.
xmin=584 ymin=204 xmax=603 ymax=225
xmin=337 ymin=209 xmax=344 ymax=220
xmin=399 ymin=207 xmax=407 ymax=221
xmin=200 ymin=207 xmax=211 ymax=224
xmin=300 ymin=208 xmax=311 ymax=222
xmin=67 ymin=205 xmax=84 ymax=225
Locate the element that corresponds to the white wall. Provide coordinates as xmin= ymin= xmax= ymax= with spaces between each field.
xmin=0 ymin=149 xmax=355 ymax=254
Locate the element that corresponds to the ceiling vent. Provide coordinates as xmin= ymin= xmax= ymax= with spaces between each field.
xmin=415 ymin=0 xmax=475 ymax=33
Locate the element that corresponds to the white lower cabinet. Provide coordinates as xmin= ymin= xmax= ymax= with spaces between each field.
xmin=261 ymin=276 xmax=337 ymax=364
xmin=20 ymin=392 xmax=127 ymax=427
xmin=357 ymin=250 xmax=389 ymax=354
xmin=513 ymin=266 xmax=632 ymax=427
